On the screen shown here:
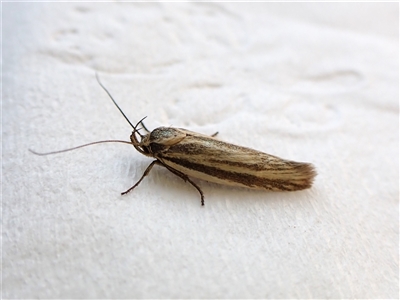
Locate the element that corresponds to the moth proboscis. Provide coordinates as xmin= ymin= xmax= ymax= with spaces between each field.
xmin=30 ymin=74 xmax=317 ymax=206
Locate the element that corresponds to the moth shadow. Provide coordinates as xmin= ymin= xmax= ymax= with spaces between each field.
xmin=200 ymin=182 xmax=312 ymax=207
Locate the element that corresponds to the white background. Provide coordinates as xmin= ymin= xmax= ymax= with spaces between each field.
xmin=3 ymin=3 xmax=398 ymax=298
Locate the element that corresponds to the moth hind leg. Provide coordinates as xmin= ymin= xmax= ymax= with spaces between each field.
xmin=162 ymin=163 xmax=205 ymax=206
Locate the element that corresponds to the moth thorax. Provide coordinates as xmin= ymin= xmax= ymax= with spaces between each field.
xmin=149 ymin=127 xmax=186 ymax=146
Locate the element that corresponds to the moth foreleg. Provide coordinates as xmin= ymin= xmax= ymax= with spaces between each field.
xmin=162 ymin=163 xmax=205 ymax=206
xmin=211 ymin=131 xmax=218 ymax=137
xmin=121 ymin=160 xmax=160 ymax=195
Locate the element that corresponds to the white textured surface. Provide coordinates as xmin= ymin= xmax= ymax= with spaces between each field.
xmin=3 ymin=3 xmax=398 ymax=298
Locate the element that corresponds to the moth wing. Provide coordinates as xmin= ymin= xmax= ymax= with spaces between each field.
xmin=158 ymin=133 xmax=316 ymax=191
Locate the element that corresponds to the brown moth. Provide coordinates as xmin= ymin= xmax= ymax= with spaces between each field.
xmin=30 ymin=74 xmax=317 ymax=206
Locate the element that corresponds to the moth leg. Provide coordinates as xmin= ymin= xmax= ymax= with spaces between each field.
xmin=121 ymin=160 xmax=160 ymax=195
xmin=162 ymin=164 xmax=205 ymax=206
xmin=211 ymin=131 xmax=218 ymax=137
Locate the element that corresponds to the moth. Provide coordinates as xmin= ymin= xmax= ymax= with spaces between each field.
xmin=30 ymin=74 xmax=317 ymax=206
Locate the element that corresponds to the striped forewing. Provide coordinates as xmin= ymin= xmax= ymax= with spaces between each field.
xmin=156 ymin=130 xmax=316 ymax=191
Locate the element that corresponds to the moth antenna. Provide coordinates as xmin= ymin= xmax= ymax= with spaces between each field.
xmin=95 ymin=72 xmax=135 ymax=129
xmin=29 ymin=140 xmax=132 ymax=156
xmin=136 ymin=128 xmax=145 ymax=138
xmin=140 ymin=120 xmax=151 ymax=133
xmin=133 ymin=116 xmax=148 ymax=139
